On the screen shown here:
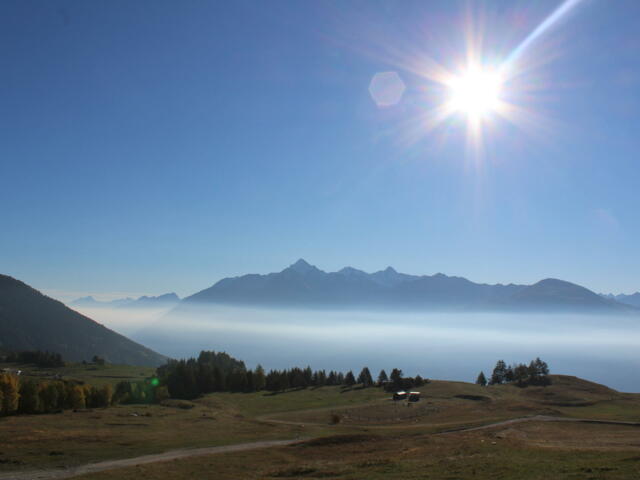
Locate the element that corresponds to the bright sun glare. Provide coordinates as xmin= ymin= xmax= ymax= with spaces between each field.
xmin=447 ymin=68 xmax=503 ymax=118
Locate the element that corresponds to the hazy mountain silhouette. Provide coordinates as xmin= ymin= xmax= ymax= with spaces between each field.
xmin=120 ymin=293 xmax=180 ymax=309
xmin=0 ymin=274 xmax=167 ymax=365
xmin=182 ymin=259 xmax=632 ymax=313
xmin=601 ymin=292 xmax=640 ymax=308
xmin=70 ymin=293 xmax=180 ymax=309
xmin=70 ymin=296 xmax=134 ymax=308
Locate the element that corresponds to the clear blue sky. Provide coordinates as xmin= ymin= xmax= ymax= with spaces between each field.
xmin=2 ymin=0 xmax=639 ymax=300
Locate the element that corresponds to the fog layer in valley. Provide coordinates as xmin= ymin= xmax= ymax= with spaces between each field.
xmin=80 ymin=304 xmax=640 ymax=393
xmin=72 ymin=306 xmax=175 ymax=337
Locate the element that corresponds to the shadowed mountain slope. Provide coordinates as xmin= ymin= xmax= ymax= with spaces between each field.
xmin=0 ymin=274 xmax=167 ymax=366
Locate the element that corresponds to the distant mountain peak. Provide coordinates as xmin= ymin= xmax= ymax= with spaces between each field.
xmin=338 ymin=266 xmax=366 ymax=276
xmin=600 ymin=291 xmax=640 ymax=308
xmin=536 ymin=278 xmax=567 ymax=285
xmin=285 ymin=258 xmax=322 ymax=274
xmin=532 ymin=278 xmax=583 ymax=290
xmin=183 ymin=262 xmax=636 ymax=314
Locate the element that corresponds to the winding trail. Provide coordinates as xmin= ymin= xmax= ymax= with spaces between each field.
xmin=0 ymin=439 xmax=303 ymax=480
xmin=435 ymin=415 xmax=640 ymax=434
xmin=2 ymin=416 xmax=639 ymax=480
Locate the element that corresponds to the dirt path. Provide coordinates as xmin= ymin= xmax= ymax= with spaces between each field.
xmin=260 ymin=411 xmax=640 ymax=433
xmin=0 ymin=439 xmax=304 ymax=480
xmin=3 ymin=416 xmax=639 ymax=480
xmin=436 ymin=415 xmax=640 ymax=434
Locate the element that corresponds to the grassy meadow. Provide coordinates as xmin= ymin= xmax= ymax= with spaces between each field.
xmin=1 ymin=364 xmax=640 ymax=479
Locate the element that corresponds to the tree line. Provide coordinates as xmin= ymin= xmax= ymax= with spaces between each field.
xmin=157 ymin=350 xmax=430 ymax=400
xmin=0 ymin=373 xmax=114 ymax=416
xmin=1 ymin=349 xmax=434 ymax=413
xmin=475 ymin=357 xmax=550 ymax=388
xmin=2 ymin=350 xmax=64 ymax=368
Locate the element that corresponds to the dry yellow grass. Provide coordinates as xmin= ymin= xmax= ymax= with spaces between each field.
xmin=70 ymin=421 xmax=640 ymax=480
xmin=2 ymin=374 xmax=640 ymax=478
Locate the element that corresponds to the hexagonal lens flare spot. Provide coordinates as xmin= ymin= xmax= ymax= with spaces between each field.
xmin=369 ymin=71 xmax=406 ymax=107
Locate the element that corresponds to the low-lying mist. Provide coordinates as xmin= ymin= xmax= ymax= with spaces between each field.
xmin=73 ymin=306 xmax=175 ymax=337
xmin=80 ymin=304 xmax=640 ymax=392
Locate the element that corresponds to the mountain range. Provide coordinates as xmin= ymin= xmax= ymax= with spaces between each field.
xmin=181 ymin=259 xmax=634 ymax=313
xmin=600 ymin=292 xmax=640 ymax=308
xmin=71 ymin=293 xmax=180 ymax=309
xmin=0 ymin=274 xmax=167 ymax=366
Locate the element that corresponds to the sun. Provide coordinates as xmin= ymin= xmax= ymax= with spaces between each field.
xmin=446 ymin=67 xmax=503 ymax=118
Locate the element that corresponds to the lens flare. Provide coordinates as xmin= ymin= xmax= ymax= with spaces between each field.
xmin=361 ymin=0 xmax=589 ymax=161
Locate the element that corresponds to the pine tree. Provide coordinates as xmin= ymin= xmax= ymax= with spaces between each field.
xmin=504 ymin=364 xmax=515 ymax=383
xmin=253 ymin=365 xmax=266 ymax=391
xmin=213 ymin=366 xmax=225 ymax=392
xmin=313 ymin=369 xmax=326 ymax=386
xmin=390 ymin=368 xmax=403 ymax=389
xmin=344 ymin=371 xmax=356 ymax=386
xmin=490 ymin=360 xmax=507 ymax=385
xmin=303 ymin=366 xmax=313 ymax=386
xmin=535 ymin=357 xmax=549 ymax=375
xmin=377 ymin=369 xmax=388 ymax=385
xmin=357 ymin=367 xmax=374 ymax=387
xmin=278 ymin=371 xmax=290 ymax=391
xmin=475 ymin=371 xmax=487 ymax=386
xmin=513 ymin=364 xmax=529 ymax=387
xmin=227 ymin=369 xmax=248 ymax=392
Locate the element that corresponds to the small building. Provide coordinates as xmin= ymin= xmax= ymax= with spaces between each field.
xmin=408 ymin=391 xmax=421 ymax=403
xmin=393 ymin=390 xmax=407 ymax=401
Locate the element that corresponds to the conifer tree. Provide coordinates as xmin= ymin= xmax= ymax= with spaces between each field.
xmin=490 ymin=360 xmax=507 ymax=385
xmin=390 ymin=368 xmax=403 ymax=389
xmin=357 ymin=367 xmax=374 ymax=387
xmin=475 ymin=371 xmax=487 ymax=386
xmin=344 ymin=371 xmax=356 ymax=386
xmin=253 ymin=365 xmax=266 ymax=391
xmin=377 ymin=369 xmax=388 ymax=385
xmin=504 ymin=364 xmax=515 ymax=383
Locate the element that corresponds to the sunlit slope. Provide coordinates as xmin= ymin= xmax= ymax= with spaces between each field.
xmin=258 ymin=375 xmax=640 ymax=427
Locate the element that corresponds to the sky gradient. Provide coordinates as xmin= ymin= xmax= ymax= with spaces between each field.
xmin=2 ymin=0 xmax=640 ymax=301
